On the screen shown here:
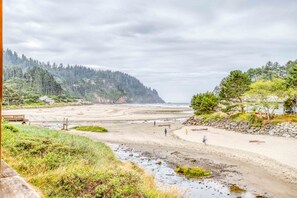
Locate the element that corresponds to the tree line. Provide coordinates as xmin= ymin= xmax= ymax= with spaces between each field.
xmin=3 ymin=49 xmax=164 ymax=105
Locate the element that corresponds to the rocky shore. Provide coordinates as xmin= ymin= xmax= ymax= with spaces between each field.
xmin=184 ymin=116 xmax=297 ymax=138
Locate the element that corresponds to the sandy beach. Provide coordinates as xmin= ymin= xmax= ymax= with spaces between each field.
xmin=4 ymin=104 xmax=297 ymax=198
xmin=174 ymin=126 xmax=297 ymax=170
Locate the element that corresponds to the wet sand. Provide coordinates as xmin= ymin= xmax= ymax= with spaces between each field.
xmin=4 ymin=104 xmax=297 ymax=197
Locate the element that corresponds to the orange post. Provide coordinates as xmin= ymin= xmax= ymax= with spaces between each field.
xmin=0 ymin=0 xmax=3 ymax=173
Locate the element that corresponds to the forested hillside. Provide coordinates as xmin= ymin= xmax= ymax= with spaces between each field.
xmin=3 ymin=50 xmax=164 ymax=105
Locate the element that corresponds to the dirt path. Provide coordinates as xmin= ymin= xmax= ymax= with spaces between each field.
xmin=4 ymin=104 xmax=297 ymax=198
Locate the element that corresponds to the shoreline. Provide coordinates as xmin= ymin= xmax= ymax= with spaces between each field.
xmin=2 ymin=102 xmax=189 ymax=111
xmin=4 ymin=104 xmax=297 ymax=197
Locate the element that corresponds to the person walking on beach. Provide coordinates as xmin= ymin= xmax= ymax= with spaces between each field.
xmin=164 ymin=128 xmax=167 ymax=136
xmin=202 ymin=135 xmax=207 ymax=145
xmin=154 ymin=121 xmax=156 ymax=127
xmin=185 ymin=128 xmax=188 ymax=135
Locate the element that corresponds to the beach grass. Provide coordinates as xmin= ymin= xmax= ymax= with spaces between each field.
xmin=3 ymin=102 xmax=81 ymax=110
xmin=72 ymin=125 xmax=108 ymax=132
xmin=200 ymin=112 xmax=228 ymax=122
xmin=2 ymin=124 xmax=176 ymax=197
xmin=271 ymin=114 xmax=297 ymax=124
xmin=175 ymin=166 xmax=211 ymax=178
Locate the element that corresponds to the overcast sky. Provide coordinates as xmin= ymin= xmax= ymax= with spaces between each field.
xmin=4 ymin=0 xmax=297 ymax=103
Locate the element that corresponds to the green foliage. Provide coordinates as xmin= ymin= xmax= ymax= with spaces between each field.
xmin=285 ymin=60 xmax=297 ymax=88
xmin=230 ymin=113 xmax=263 ymax=127
xmin=219 ymin=70 xmax=251 ymax=112
xmin=72 ymin=126 xmax=108 ymax=133
xmin=191 ymin=92 xmax=219 ymax=115
xmin=3 ymin=84 xmax=23 ymax=105
xmin=4 ymin=66 xmax=63 ymax=97
xmin=3 ymin=124 xmax=19 ymax=133
xmin=246 ymin=61 xmax=287 ymax=82
xmin=283 ymin=97 xmax=296 ymax=111
xmin=2 ymin=125 xmax=175 ymax=198
xmin=200 ymin=112 xmax=227 ymax=122
xmin=221 ymin=104 xmax=239 ymax=113
xmin=4 ymin=49 xmax=164 ymax=104
xmin=3 ymin=67 xmax=69 ymax=106
xmin=175 ymin=166 xmax=211 ymax=178
xmin=25 ymin=67 xmax=63 ymax=95
xmin=245 ymin=78 xmax=287 ymax=120
xmin=247 ymin=114 xmax=263 ymax=127
xmin=284 ymin=63 xmax=297 ymax=111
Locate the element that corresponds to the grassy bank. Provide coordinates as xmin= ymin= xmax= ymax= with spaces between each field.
xmin=72 ymin=126 xmax=108 ymax=133
xmin=2 ymin=124 xmax=175 ymax=197
xmin=3 ymin=102 xmax=83 ymax=110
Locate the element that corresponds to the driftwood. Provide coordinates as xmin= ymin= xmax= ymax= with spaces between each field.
xmin=191 ymin=128 xmax=208 ymax=131
xmin=158 ymin=124 xmax=171 ymax=127
xmin=249 ymin=140 xmax=265 ymax=143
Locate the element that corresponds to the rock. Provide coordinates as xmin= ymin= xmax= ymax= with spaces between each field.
xmin=183 ymin=117 xmax=297 ymax=139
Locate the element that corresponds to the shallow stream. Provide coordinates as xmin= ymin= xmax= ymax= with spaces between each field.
xmin=109 ymin=144 xmax=257 ymax=198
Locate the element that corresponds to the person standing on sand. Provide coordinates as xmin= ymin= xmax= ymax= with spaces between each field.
xmin=202 ymin=135 xmax=207 ymax=145
xmin=164 ymin=128 xmax=167 ymax=136
xmin=186 ymin=128 xmax=188 ymax=135
xmin=154 ymin=121 xmax=156 ymax=127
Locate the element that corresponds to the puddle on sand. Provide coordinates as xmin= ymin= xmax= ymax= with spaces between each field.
xmin=109 ymin=144 xmax=257 ymax=198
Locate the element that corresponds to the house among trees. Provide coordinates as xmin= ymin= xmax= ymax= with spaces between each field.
xmin=38 ymin=96 xmax=55 ymax=105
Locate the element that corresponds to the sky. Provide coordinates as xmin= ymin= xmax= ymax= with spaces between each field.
xmin=4 ymin=0 xmax=297 ymax=103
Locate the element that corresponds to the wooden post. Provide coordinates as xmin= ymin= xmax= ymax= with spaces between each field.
xmin=0 ymin=0 xmax=3 ymax=173
xmin=66 ymin=118 xmax=68 ymax=131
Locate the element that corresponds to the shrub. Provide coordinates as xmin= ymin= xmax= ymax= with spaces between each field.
xmin=3 ymin=124 xmax=19 ymax=133
xmin=222 ymin=104 xmax=239 ymax=113
xmin=191 ymin=92 xmax=219 ymax=115
xmin=247 ymin=114 xmax=263 ymax=127
xmin=230 ymin=113 xmax=263 ymax=127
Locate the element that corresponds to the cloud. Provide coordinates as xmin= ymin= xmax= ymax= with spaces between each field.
xmin=4 ymin=0 xmax=297 ymax=102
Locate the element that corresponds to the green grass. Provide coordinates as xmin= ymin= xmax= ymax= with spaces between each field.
xmin=2 ymin=124 xmax=175 ymax=198
xmin=230 ymin=113 xmax=263 ymax=127
xmin=199 ymin=112 xmax=227 ymax=122
xmin=72 ymin=126 xmax=108 ymax=133
xmin=3 ymin=102 xmax=81 ymax=110
xmin=174 ymin=166 xmax=211 ymax=178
